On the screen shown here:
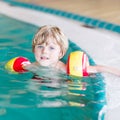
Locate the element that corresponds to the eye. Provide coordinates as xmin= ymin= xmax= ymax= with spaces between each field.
xmin=49 ymin=46 xmax=55 ymax=50
xmin=37 ymin=45 xmax=44 ymax=49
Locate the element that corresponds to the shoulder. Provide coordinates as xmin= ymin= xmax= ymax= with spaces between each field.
xmin=56 ymin=61 xmax=66 ymax=73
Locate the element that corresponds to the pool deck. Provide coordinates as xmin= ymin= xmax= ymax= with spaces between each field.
xmin=18 ymin=0 xmax=120 ymax=25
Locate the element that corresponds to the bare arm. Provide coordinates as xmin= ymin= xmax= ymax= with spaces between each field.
xmin=87 ymin=65 xmax=120 ymax=76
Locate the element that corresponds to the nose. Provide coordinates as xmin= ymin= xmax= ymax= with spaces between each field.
xmin=42 ymin=47 xmax=48 ymax=54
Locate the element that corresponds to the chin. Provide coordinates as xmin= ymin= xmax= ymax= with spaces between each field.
xmin=40 ymin=62 xmax=50 ymax=67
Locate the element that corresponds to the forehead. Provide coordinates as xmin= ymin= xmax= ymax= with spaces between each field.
xmin=43 ymin=37 xmax=58 ymax=45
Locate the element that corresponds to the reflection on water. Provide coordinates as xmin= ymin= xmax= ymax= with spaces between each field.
xmin=0 ymin=68 xmax=85 ymax=108
xmin=0 ymin=65 xmax=106 ymax=108
xmin=0 ymin=66 xmax=106 ymax=119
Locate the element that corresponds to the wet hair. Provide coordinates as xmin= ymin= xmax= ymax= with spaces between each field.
xmin=32 ymin=25 xmax=68 ymax=57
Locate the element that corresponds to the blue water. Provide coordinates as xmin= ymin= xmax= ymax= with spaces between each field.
xmin=0 ymin=14 xmax=106 ymax=120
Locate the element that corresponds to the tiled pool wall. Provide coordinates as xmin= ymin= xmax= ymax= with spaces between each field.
xmin=3 ymin=0 xmax=120 ymax=34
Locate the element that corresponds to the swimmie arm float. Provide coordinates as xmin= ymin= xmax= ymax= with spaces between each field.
xmin=67 ymin=51 xmax=89 ymax=77
xmin=5 ymin=56 xmax=31 ymax=73
xmin=5 ymin=51 xmax=89 ymax=77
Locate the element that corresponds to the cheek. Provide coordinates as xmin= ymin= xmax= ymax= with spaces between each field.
xmin=34 ymin=49 xmax=41 ymax=58
xmin=52 ymin=50 xmax=61 ymax=59
xmin=34 ymin=48 xmax=41 ymax=54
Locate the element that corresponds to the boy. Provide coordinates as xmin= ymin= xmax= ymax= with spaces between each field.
xmin=23 ymin=25 xmax=120 ymax=77
xmin=3 ymin=25 xmax=116 ymax=77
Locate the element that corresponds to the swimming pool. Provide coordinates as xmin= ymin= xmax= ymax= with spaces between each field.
xmin=1 ymin=1 xmax=120 ymax=120
xmin=0 ymin=12 xmax=106 ymax=120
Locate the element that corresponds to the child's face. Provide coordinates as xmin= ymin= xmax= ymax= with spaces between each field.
xmin=34 ymin=37 xmax=62 ymax=67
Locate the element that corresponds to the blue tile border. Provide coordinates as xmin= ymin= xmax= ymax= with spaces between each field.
xmin=3 ymin=0 xmax=120 ymax=33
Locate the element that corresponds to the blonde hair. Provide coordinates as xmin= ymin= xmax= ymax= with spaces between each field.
xmin=32 ymin=25 xmax=68 ymax=57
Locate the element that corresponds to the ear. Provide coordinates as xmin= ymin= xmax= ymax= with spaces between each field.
xmin=59 ymin=52 xmax=63 ymax=59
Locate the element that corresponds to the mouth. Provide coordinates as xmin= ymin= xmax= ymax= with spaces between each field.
xmin=40 ymin=56 xmax=49 ymax=60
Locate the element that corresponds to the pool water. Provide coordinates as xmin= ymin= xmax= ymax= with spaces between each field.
xmin=0 ymin=14 xmax=106 ymax=120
